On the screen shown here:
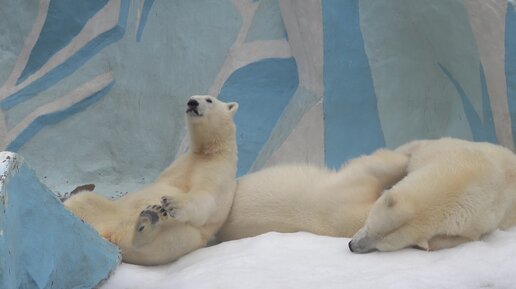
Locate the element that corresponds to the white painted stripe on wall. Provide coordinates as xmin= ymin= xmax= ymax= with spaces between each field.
xmin=264 ymin=99 xmax=325 ymax=168
xmin=177 ymin=0 xmax=259 ymax=159
xmin=0 ymin=110 xmax=7 ymax=148
xmin=279 ymin=0 xmax=324 ymax=97
xmin=135 ymin=0 xmax=144 ymax=36
xmin=0 ymin=0 xmax=50 ymax=148
xmin=0 ymin=0 xmax=120 ymax=101
xmin=464 ymin=0 xmax=514 ymax=150
xmin=5 ymin=72 xmax=113 ymax=146
xmin=209 ymin=39 xmax=292 ymax=97
xmin=178 ymin=0 xmax=294 ymax=159
xmin=0 ymin=0 xmax=50 ymax=94
xmin=208 ymin=0 xmax=259 ymax=97
xmin=207 ymin=2 xmax=293 ymax=97
xmin=232 ymin=40 xmax=292 ymax=71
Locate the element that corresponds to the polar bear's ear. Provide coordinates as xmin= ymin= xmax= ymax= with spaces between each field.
xmin=227 ymin=102 xmax=239 ymax=115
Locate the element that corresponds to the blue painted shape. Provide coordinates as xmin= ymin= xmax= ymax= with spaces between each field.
xmin=2 ymin=0 xmax=129 ymax=110
xmin=13 ymin=0 xmax=241 ymax=197
xmin=245 ymin=0 xmax=286 ymax=42
xmin=17 ymin=0 xmax=109 ymax=84
xmin=0 ymin=0 xmax=39 ymax=87
xmin=136 ymin=0 xmax=155 ymax=42
xmin=439 ymin=63 xmax=497 ymax=143
xmin=251 ymin=86 xmax=320 ymax=170
xmin=0 ymin=153 xmax=119 ymax=289
xmin=6 ymin=81 xmax=114 ymax=152
xmin=506 ymin=4 xmax=516 ymax=145
xmin=218 ymin=58 xmax=298 ymax=176
xmin=322 ymin=0 xmax=385 ymax=169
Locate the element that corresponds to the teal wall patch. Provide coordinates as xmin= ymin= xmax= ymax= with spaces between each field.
xmin=1 ymin=0 xmax=129 ymax=110
xmin=439 ymin=63 xmax=497 ymax=143
xmin=0 ymin=0 xmax=38 ymax=86
xmin=136 ymin=0 xmax=155 ymax=42
xmin=246 ymin=0 xmax=287 ymax=42
xmin=323 ymin=0 xmax=385 ymax=169
xmin=219 ymin=58 xmax=298 ymax=176
xmin=6 ymin=81 xmax=114 ymax=152
xmin=17 ymin=0 xmax=110 ymax=84
xmin=506 ymin=3 xmax=516 ymax=145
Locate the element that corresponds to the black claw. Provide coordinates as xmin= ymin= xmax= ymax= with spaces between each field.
xmin=138 ymin=225 xmax=145 ymax=232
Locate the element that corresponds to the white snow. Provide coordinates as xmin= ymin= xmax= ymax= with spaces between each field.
xmin=101 ymin=228 xmax=516 ymax=289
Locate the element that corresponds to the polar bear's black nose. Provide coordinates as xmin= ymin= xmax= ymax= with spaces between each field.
xmin=187 ymin=99 xmax=199 ymax=107
xmin=348 ymin=240 xmax=355 ymax=252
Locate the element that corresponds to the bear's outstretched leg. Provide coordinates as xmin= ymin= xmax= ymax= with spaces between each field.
xmin=64 ymin=191 xmax=116 ymax=226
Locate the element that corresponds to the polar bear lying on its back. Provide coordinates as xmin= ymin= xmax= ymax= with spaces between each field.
xmin=64 ymin=95 xmax=239 ymax=265
xmin=217 ymin=149 xmax=409 ymax=241
xmin=349 ymin=138 xmax=516 ymax=253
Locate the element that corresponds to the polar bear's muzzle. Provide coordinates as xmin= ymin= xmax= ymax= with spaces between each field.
xmin=348 ymin=227 xmax=377 ymax=253
xmin=186 ymin=99 xmax=203 ymax=116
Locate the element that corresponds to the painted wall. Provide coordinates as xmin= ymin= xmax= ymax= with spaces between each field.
xmin=0 ymin=0 xmax=515 ymax=198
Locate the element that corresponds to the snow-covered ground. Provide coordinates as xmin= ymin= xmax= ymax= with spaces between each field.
xmin=101 ymin=228 xmax=516 ymax=289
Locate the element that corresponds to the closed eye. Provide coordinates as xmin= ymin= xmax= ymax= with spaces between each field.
xmin=206 ymin=98 xmax=212 ymax=103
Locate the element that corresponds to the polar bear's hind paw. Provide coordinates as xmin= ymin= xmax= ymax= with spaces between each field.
xmin=133 ymin=205 xmax=168 ymax=247
xmin=137 ymin=205 xmax=167 ymax=232
xmin=160 ymin=196 xmax=187 ymax=222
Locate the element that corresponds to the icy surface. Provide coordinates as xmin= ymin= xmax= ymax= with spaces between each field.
xmin=101 ymin=228 xmax=516 ymax=289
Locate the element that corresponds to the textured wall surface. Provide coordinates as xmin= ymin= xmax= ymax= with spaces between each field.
xmin=2 ymin=1 xmax=516 ymax=286
xmin=0 ymin=0 xmax=515 ymax=197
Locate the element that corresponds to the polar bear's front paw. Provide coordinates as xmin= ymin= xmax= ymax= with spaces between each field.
xmin=160 ymin=196 xmax=188 ymax=222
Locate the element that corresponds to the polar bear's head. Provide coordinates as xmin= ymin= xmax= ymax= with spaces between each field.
xmin=348 ymin=192 xmax=415 ymax=253
xmin=185 ymin=95 xmax=238 ymax=120
xmin=185 ymin=95 xmax=239 ymax=153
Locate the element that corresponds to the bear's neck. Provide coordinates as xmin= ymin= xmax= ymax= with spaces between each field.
xmin=188 ymin=127 xmax=237 ymax=157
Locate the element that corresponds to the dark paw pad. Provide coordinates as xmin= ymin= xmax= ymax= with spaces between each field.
xmin=137 ymin=206 xmax=163 ymax=232
xmin=140 ymin=209 xmax=159 ymax=224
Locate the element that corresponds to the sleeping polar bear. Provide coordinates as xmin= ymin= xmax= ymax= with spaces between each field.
xmin=349 ymin=137 xmax=516 ymax=253
xmin=64 ymin=95 xmax=239 ymax=265
xmin=217 ymin=149 xmax=409 ymax=241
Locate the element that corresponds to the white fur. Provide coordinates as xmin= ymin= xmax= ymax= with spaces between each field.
xmin=217 ymin=149 xmax=409 ymax=241
xmin=64 ymin=95 xmax=239 ymax=265
xmin=349 ymin=138 xmax=516 ymax=253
